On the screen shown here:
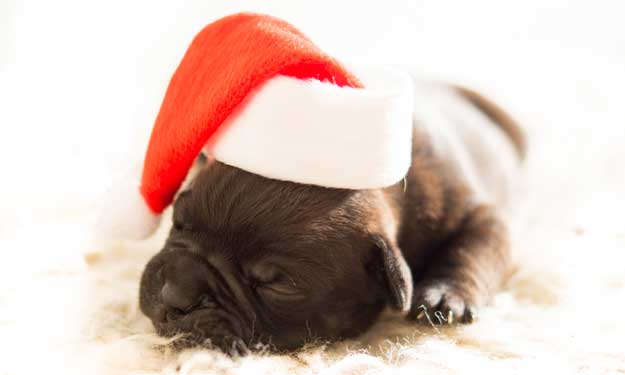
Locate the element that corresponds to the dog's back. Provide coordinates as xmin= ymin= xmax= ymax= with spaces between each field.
xmin=412 ymin=80 xmax=524 ymax=209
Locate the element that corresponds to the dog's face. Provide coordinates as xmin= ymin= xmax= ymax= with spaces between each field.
xmin=139 ymin=162 xmax=412 ymax=354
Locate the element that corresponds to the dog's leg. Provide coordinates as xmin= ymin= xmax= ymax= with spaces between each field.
xmin=408 ymin=205 xmax=510 ymax=324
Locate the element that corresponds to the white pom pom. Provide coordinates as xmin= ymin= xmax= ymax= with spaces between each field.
xmin=95 ymin=180 xmax=161 ymax=242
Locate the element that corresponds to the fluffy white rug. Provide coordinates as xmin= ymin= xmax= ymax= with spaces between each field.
xmin=2 ymin=1 xmax=624 ymax=374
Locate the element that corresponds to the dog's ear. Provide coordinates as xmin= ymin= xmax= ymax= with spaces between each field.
xmin=367 ymin=234 xmax=413 ymax=312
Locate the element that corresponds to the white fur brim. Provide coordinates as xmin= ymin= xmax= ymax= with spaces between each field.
xmin=204 ymin=67 xmax=415 ymax=189
xmin=95 ymin=181 xmax=161 ymax=241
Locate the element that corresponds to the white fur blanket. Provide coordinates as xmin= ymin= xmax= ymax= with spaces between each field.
xmin=2 ymin=1 xmax=624 ymax=374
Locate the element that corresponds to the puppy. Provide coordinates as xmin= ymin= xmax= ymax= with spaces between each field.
xmin=139 ymin=81 xmax=524 ymax=355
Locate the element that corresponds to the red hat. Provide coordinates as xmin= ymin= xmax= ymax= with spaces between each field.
xmin=98 ymin=12 xmax=414 ymax=240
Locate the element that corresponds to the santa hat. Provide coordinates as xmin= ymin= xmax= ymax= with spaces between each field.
xmin=98 ymin=12 xmax=414 ymax=240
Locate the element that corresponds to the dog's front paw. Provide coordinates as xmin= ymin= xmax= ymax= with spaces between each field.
xmin=407 ymin=280 xmax=478 ymax=325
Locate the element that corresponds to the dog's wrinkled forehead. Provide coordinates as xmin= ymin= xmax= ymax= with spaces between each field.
xmin=173 ymin=162 xmax=373 ymax=247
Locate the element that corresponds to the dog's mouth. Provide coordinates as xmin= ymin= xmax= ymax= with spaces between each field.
xmin=154 ymin=306 xmax=255 ymax=356
xmin=166 ymin=331 xmax=252 ymax=357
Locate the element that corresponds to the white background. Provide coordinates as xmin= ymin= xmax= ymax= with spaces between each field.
xmin=2 ymin=0 xmax=624 ymax=222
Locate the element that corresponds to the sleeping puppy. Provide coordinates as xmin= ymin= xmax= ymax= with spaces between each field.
xmin=139 ymin=81 xmax=525 ymax=355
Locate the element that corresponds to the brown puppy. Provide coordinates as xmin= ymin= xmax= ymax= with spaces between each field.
xmin=139 ymin=81 xmax=524 ymax=354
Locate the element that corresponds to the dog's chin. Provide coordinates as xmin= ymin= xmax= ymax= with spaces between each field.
xmin=154 ymin=313 xmax=311 ymax=355
xmin=155 ymin=308 xmax=252 ymax=356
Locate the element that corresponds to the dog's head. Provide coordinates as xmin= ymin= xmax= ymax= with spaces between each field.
xmin=139 ymin=162 xmax=412 ymax=354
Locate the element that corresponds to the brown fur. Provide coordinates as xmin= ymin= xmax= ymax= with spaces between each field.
xmin=455 ymin=85 xmax=527 ymax=159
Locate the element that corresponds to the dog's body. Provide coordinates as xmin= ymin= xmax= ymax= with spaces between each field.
xmin=139 ymin=80 xmax=524 ymax=354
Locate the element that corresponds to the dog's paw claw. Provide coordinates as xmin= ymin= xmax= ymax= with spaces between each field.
xmin=408 ymin=281 xmax=478 ymax=325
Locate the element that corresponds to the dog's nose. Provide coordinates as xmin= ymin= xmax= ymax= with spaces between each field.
xmin=160 ymin=255 xmax=210 ymax=315
xmin=161 ymin=282 xmax=200 ymax=313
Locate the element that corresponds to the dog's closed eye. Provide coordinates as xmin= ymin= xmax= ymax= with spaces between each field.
xmin=249 ymin=264 xmax=303 ymax=299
